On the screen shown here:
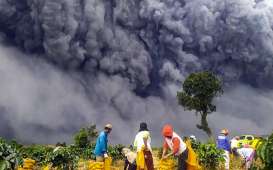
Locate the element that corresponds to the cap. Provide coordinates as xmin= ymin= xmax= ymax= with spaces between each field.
xmin=105 ymin=124 xmax=113 ymax=129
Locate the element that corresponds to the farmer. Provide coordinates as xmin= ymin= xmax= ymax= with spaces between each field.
xmin=134 ymin=122 xmax=154 ymax=170
xmin=122 ymin=147 xmax=137 ymax=170
xmin=237 ymin=144 xmax=255 ymax=170
xmin=217 ymin=129 xmax=231 ymax=170
xmin=94 ymin=124 xmax=113 ymax=162
xmin=230 ymin=136 xmax=240 ymax=156
xmin=161 ymin=124 xmax=188 ymax=170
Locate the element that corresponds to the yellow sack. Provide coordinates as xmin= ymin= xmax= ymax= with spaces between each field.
xmin=136 ymin=150 xmax=146 ymax=170
xmin=89 ymin=162 xmax=104 ymax=170
xmin=159 ymin=158 xmax=176 ymax=170
xmin=185 ymin=140 xmax=201 ymax=170
xmin=104 ymin=157 xmax=112 ymax=170
xmin=42 ymin=165 xmax=50 ymax=170
xmin=17 ymin=158 xmax=36 ymax=170
xmin=24 ymin=159 xmax=35 ymax=164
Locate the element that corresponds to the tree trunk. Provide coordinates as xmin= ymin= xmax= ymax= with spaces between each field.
xmin=196 ymin=112 xmax=214 ymax=140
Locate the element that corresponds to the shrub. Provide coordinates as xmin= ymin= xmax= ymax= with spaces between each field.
xmin=20 ymin=145 xmax=53 ymax=166
xmin=108 ymin=144 xmax=124 ymax=161
xmin=254 ymin=133 xmax=273 ymax=170
xmin=45 ymin=146 xmax=79 ymax=169
xmin=195 ymin=143 xmax=224 ymax=170
xmin=0 ymin=138 xmax=23 ymax=170
xmin=74 ymin=125 xmax=98 ymax=148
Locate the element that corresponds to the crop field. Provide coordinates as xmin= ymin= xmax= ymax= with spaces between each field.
xmin=0 ymin=125 xmax=272 ymax=170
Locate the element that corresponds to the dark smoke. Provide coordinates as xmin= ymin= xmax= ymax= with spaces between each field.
xmin=0 ymin=0 xmax=272 ymax=145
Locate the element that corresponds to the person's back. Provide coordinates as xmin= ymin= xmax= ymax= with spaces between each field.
xmin=231 ymin=138 xmax=239 ymax=149
xmin=94 ymin=131 xmax=107 ymax=156
xmin=237 ymin=147 xmax=254 ymax=160
xmin=134 ymin=122 xmax=154 ymax=170
xmin=94 ymin=124 xmax=112 ymax=161
xmin=134 ymin=131 xmax=152 ymax=152
xmin=217 ymin=135 xmax=231 ymax=152
xmin=237 ymin=147 xmax=255 ymax=169
xmin=217 ymin=129 xmax=231 ymax=170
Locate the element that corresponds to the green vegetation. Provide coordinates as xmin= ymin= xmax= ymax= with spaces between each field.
xmin=20 ymin=145 xmax=53 ymax=166
xmin=177 ymin=71 xmax=223 ymax=138
xmin=253 ymin=133 xmax=273 ymax=170
xmin=189 ymin=138 xmax=224 ymax=169
xmin=0 ymin=138 xmax=23 ymax=170
xmin=45 ymin=146 xmax=78 ymax=169
xmin=74 ymin=124 xmax=98 ymax=148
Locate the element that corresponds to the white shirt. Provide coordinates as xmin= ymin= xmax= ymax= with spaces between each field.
xmin=165 ymin=132 xmax=187 ymax=156
xmin=237 ymin=148 xmax=255 ymax=160
xmin=134 ymin=131 xmax=152 ymax=152
xmin=231 ymin=139 xmax=239 ymax=149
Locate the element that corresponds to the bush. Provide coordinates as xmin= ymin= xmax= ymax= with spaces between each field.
xmin=45 ymin=146 xmax=79 ymax=169
xmin=0 ymin=138 xmax=23 ymax=170
xmin=108 ymin=144 xmax=124 ymax=161
xmin=20 ymin=145 xmax=53 ymax=166
xmin=68 ymin=144 xmax=96 ymax=160
xmin=254 ymin=133 xmax=273 ymax=170
xmin=74 ymin=125 xmax=98 ymax=148
xmin=195 ymin=143 xmax=224 ymax=170
xmin=74 ymin=128 xmax=89 ymax=148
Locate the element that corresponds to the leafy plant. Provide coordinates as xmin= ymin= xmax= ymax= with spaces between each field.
xmin=195 ymin=143 xmax=224 ymax=170
xmin=0 ymin=138 xmax=23 ymax=170
xmin=108 ymin=144 xmax=124 ymax=161
xmin=74 ymin=124 xmax=98 ymax=148
xmin=67 ymin=144 xmax=95 ymax=160
xmin=254 ymin=133 xmax=273 ymax=170
xmin=177 ymin=71 xmax=223 ymax=138
xmin=74 ymin=128 xmax=89 ymax=148
xmin=20 ymin=145 xmax=53 ymax=166
xmin=45 ymin=146 xmax=79 ymax=170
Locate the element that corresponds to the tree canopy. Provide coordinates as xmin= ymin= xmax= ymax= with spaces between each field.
xmin=177 ymin=71 xmax=223 ymax=138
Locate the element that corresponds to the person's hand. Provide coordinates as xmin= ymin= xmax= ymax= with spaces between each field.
xmin=162 ymin=153 xmax=173 ymax=160
xmin=162 ymin=154 xmax=169 ymax=160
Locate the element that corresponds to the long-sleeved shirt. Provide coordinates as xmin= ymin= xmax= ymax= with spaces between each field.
xmin=217 ymin=135 xmax=231 ymax=152
xmin=94 ymin=131 xmax=108 ymax=156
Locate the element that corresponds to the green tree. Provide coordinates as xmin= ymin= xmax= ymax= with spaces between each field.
xmin=177 ymin=71 xmax=223 ymax=138
xmin=74 ymin=124 xmax=98 ymax=148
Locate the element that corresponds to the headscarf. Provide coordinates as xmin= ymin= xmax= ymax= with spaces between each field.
xmin=139 ymin=122 xmax=149 ymax=132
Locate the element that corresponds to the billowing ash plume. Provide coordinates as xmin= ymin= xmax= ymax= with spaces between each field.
xmin=0 ymin=0 xmax=272 ymax=144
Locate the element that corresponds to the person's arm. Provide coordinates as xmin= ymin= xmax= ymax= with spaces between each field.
xmin=163 ymin=138 xmax=180 ymax=159
xmin=172 ymin=138 xmax=180 ymax=155
xmin=161 ymin=141 xmax=168 ymax=159
xmin=133 ymin=135 xmax=138 ymax=151
xmin=143 ymin=137 xmax=148 ymax=150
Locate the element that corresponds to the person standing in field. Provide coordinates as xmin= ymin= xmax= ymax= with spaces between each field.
xmin=161 ymin=124 xmax=188 ymax=170
xmin=230 ymin=136 xmax=240 ymax=156
xmin=134 ymin=122 xmax=154 ymax=170
xmin=217 ymin=129 xmax=231 ymax=170
xmin=94 ymin=124 xmax=113 ymax=162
